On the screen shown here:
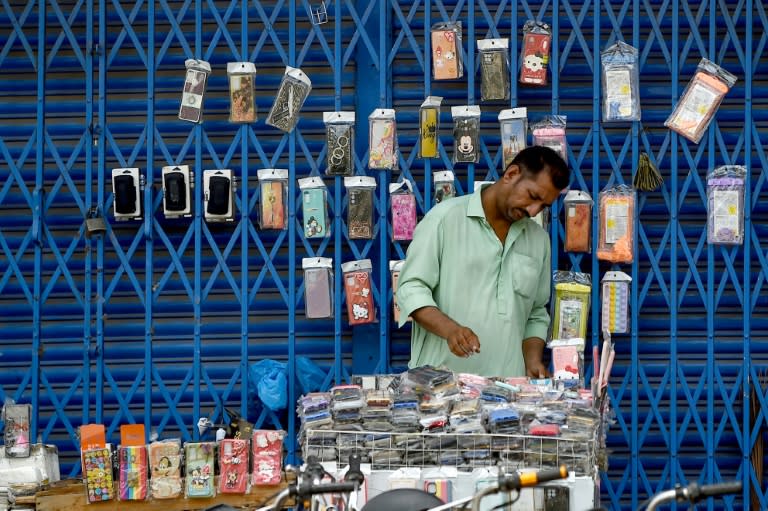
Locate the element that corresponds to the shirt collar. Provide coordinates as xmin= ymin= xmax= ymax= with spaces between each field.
xmin=467 ymin=183 xmax=491 ymax=219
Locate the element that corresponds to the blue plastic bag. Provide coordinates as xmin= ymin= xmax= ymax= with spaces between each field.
xmin=248 ymin=359 xmax=287 ymax=411
xmin=296 ymin=356 xmax=327 ymax=395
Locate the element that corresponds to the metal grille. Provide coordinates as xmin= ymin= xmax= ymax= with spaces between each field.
xmin=1 ymin=1 xmax=766 ymax=509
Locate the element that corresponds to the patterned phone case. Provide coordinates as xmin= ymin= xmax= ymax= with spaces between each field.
xmin=83 ymin=446 xmax=115 ymax=503
xmin=184 ymin=442 xmax=215 ymax=498
xmin=348 ymin=188 xmax=374 ymax=239
xmin=480 ymin=50 xmax=509 ymax=101
xmin=303 ymin=187 xmax=328 ymax=238
xmin=431 ymin=29 xmax=460 ymax=79
xmin=149 ymin=440 xmax=182 ymax=499
xmin=179 ymin=68 xmax=208 ymax=123
xmin=218 ymin=438 xmax=249 ymax=494
xmin=520 ymin=31 xmax=551 ymax=85
xmin=326 ymin=123 xmax=354 ymax=176
xmin=368 ymin=119 xmax=397 ymax=169
xmin=118 ymin=445 xmax=148 ymax=500
xmin=453 ymin=118 xmax=480 ymax=163
xmin=260 ymin=181 xmax=286 ymax=230
xmin=228 ymin=73 xmax=256 ymax=123
xmin=344 ymin=270 xmax=375 ymax=325
xmin=419 ymin=107 xmax=439 ymax=158
xmin=391 ymin=193 xmax=416 ymax=241
xmin=252 ymin=430 xmax=284 ymax=485
xmin=3 ymin=403 xmax=31 ymax=457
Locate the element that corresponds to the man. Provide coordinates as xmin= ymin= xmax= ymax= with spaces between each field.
xmin=396 ymin=145 xmax=570 ymax=377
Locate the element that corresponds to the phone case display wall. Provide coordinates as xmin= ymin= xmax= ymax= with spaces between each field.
xmin=431 ymin=21 xmax=464 ymax=80
xmin=707 ymin=165 xmax=746 ymax=245
xmin=300 ymin=371 xmax=605 ymax=486
xmin=419 ymin=96 xmax=442 ymax=159
xmin=597 ymin=185 xmax=635 ymax=263
xmin=563 ymin=190 xmax=592 ymax=253
xmin=664 ymin=58 xmax=737 ymax=144
xmin=324 ymin=111 xmax=356 ymax=176
xmin=600 ymin=41 xmax=640 ymax=122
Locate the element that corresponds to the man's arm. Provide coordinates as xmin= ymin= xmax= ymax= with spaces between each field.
xmin=522 ymin=337 xmax=549 ymax=378
xmin=522 ymin=242 xmax=552 ymax=377
xmin=411 ymin=306 xmax=480 ymax=357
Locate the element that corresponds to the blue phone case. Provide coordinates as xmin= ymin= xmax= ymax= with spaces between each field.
xmin=302 ymin=188 xmax=328 ymax=238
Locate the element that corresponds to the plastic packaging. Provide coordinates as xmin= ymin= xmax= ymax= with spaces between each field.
xmin=707 ymin=165 xmax=746 ymax=245
xmin=419 ymin=96 xmax=443 ymax=159
xmin=324 ymin=111 xmax=355 ymax=176
xmin=549 ymin=271 xmax=592 ymax=343
xmin=498 ymin=108 xmax=527 ymax=169
xmin=550 ymin=339 xmax=585 ymax=382
xmin=390 ymin=259 xmax=406 ymax=323
xmin=266 ymin=66 xmax=312 ymax=133
xmin=519 ymin=20 xmax=552 ymax=85
xmin=477 ymin=38 xmax=510 ymax=101
xmin=179 ymin=59 xmax=211 ymax=123
xmin=601 ymin=41 xmax=641 ymax=122
xmin=258 ymin=169 xmax=288 ymax=230
xmin=345 ymin=176 xmax=376 ymax=239
xmin=218 ymin=438 xmax=249 ymax=494
xmin=252 ymin=430 xmax=284 ymax=485
xmin=390 ymin=180 xmax=417 ymax=241
xmin=531 ymin=207 xmax=550 ymax=232
xmin=597 ymin=184 xmax=635 ymax=263
xmin=369 ymin=108 xmax=399 ymax=170
xmin=118 ymin=446 xmax=148 ymax=500
xmin=302 ymin=257 xmax=334 ymax=319
xmin=665 ymin=58 xmax=737 ymax=143
xmin=184 ymin=442 xmax=215 ymax=498
xmin=342 ymin=259 xmax=376 ymax=325
xmin=563 ymin=190 xmax=593 ymax=253
xmin=451 ymin=105 xmax=481 ymax=164
xmin=431 ymin=21 xmax=464 ymax=80
xmin=531 ymin=115 xmax=567 ymax=161
xmin=2 ymin=401 xmax=31 ymax=457
xmin=83 ymin=445 xmax=115 ymax=503
xmin=203 ymin=169 xmax=236 ymax=222
xmin=227 ymin=62 xmax=257 ymax=123
xmin=298 ymin=177 xmax=329 ymax=239
xmin=149 ymin=439 xmax=182 ymax=499
xmin=601 ymin=271 xmax=631 ymax=334
xmin=433 ymin=171 xmax=456 ymax=204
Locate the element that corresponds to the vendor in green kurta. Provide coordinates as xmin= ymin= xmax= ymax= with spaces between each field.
xmin=396 ymin=146 xmax=570 ymax=378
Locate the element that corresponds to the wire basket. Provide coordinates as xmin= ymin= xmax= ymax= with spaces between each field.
xmin=302 ymin=429 xmax=597 ymax=476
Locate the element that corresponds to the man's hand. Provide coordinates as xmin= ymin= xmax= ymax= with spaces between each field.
xmin=446 ymin=325 xmax=481 ymax=358
xmin=522 ymin=337 xmax=550 ymax=378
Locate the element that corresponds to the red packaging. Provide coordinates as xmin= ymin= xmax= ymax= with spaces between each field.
xmin=519 ymin=22 xmax=551 ymax=86
xmin=251 ymin=430 xmax=284 ymax=486
xmin=343 ymin=268 xmax=376 ymax=326
xmin=219 ymin=438 xmax=249 ymax=494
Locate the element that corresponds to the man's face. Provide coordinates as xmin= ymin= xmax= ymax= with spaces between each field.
xmin=500 ymin=164 xmax=561 ymax=223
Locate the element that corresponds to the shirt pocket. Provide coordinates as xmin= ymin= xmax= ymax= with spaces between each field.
xmin=510 ymin=252 xmax=541 ymax=299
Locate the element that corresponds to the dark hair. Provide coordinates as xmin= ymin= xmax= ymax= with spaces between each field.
xmin=509 ymin=145 xmax=570 ymax=190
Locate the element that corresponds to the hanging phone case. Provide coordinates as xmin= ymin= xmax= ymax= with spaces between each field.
xmin=499 ymin=108 xmax=528 ymax=168
xmin=179 ymin=59 xmax=210 ymax=123
xmin=343 ymin=260 xmax=375 ymax=326
xmin=83 ymin=446 xmax=115 ymax=503
xmin=149 ymin=440 xmax=182 ymax=499
xmin=184 ymin=442 xmax=215 ymax=498
xmin=266 ymin=67 xmax=312 ymax=133
xmin=118 ymin=446 xmax=148 ymax=500
xmin=431 ymin=22 xmax=463 ymax=80
xmin=391 ymin=188 xmax=417 ymax=241
xmin=478 ymin=39 xmax=510 ymax=101
xmin=218 ymin=438 xmax=249 ymax=494
xmin=3 ymin=403 xmax=31 ymax=457
xmin=302 ymin=187 xmax=328 ymax=238
xmin=348 ymin=187 xmax=374 ymax=239
xmin=369 ymin=112 xmax=398 ymax=170
xmin=252 ymin=430 xmax=285 ymax=485
xmin=419 ymin=96 xmax=442 ymax=159
xmin=227 ymin=62 xmax=257 ymax=123
xmin=260 ymin=181 xmax=286 ymax=230
xmin=520 ymin=22 xmax=551 ymax=85
xmin=303 ymin=259 xmax=334 ymax=319
xmin=325 ymin=112 xmax=355 ymax=176
xmin=390 ymin=260 xmax=407 ymax=324
xmin=452 ymin=114 xmax=480 ymax=164
xmin=433 ymin=171 xmax=455 ymax=204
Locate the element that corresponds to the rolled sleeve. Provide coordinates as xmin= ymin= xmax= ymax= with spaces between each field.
xmin=523 ymin=242 xmax=552 ymax=340
xmin=395 ymin=214 xmax=443 ymax=328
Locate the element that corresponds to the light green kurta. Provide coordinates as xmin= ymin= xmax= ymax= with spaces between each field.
xmin=396 ymin=185 xmax=551 ymax=377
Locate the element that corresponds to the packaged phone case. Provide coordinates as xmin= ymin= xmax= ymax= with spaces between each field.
xmin=549 ymin=271 xmax=591 ymax=344
xmin=299 ymin=177 xmax=329 ymax=239
xmin=433 ymin=171 xmax=456 ymax=204
xmin=707 ymin=165 xmax=746 ymax=245
xmin=498 ymin=108 xmax=527 ymax=169
xmin=665 ymin=58 xmax=736 ymax=143
xmin=302 ymin=257 xmax=334 ymax=319
xmin=369 ymin=109 xmax=399 ymax=170
xmin=324 ymin=111 xmax=355 ymax=176
xmin=601 ymin=41 xmax=641 ymax=122
xmin=2 ymin=402 xmax=31 ymax=457
xmin=390 ymin=180 xmax=417 ymax=241
xmin=478 ymin=38 xmax=510 ymax=101
xmin=203 ymin=169 xmax=236 ymax=222
xmin=118 ymin=445 xmax=148 ymax=500
xmin=252 ymin=430 xmax=285 ymax=485
xmin=218 ymin=438 xmax=249 ymax=494
xmin=564 ymin=190 xmax=593 ymax=253
xmin=258 ymin=169 xmax=288 ymax=230
xmin=597 ymin=184 xmax=635 ymax=263
xmin=179 ymin=59 xmax=211 ymax=123
xmin=149 ymin=439 xmax=182 ymax=499
xmin=431 ymin=21 xmax=463 ymax=80
xmin=266 ymin=66 xmax=312 ymax=133
xmin=531 ymin=115 xmax=567 ymax=161
xmin=184 ymin=442 xmax=215 ymax=498
xmin=342 ymin=259 xmax=376 ymax=325
xmin=451 ymin=105 xmax=481 ymax=164
xmin=227 ymin=62 xmax=257 ymax=123
xmin=519 ymin=20 xmax=552 ymax=85
xmin=531 ymin=207 xmax=550 ymax=232
xmin=390 ymin=260 xmax=407 ymax=323
xmin=419 ymin=96 xmax=443 ymax=159
xmin=550 ymin=338 xmax=585 ymax=381
xmin=345 ymin=176 xmax=376 ymax=240
xmin=82 ymin=446 xmax=115 ymax=503
xmin=601 ymin=271 xmax=631 ymax=334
